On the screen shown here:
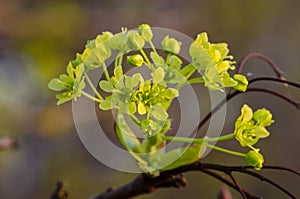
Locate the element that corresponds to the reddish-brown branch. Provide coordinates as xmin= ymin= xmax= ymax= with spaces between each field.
xmin=236 ymin=52 xmax=284 ymax=79
xmin=88 ymin=54 xmax=300 ymax=199
xmin=196 ymin=74 xmax=300 ymax=135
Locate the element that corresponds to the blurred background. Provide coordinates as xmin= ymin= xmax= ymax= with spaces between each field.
xmin=0 ymin=0 xmax=300 ymax=198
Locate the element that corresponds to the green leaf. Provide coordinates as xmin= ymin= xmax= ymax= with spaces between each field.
xmin=58 ymin=74 xmax=72 ymax=84
xmin=163 ymin=88 xmax=179 ymax=99
xmin=153 ymin=67 xmax=165 ymax=84
xmin=114 ymin=65 xmax=123 ymax=80
xmin=99 ymin=80 xmax=114 ymax=92
xmin=56 ymin=92 xmax=73 ymax=105
xmin=164 ymin=68 xmax=184 ymax=84
xmin=48 ymin=78 xmax=65 ymax=91
xmin=131 ymin=73 xmax=143 ymax=88
xmin=150 ymin=52 xmax=165 ymax=67
xmin=99 ymin=96 xmax=113 ymax=110
xmin=151 ymin=104 xmax=168 ymax=121
xmin=125 ymin=74 xmax=141 ymax=90
xmin=157 ymin=144 xmax=205 ymax=171
xmin=119 ymin=101 xmax=129 ymax=114
xmin=66 ymin=62 xmax=73 ymax=76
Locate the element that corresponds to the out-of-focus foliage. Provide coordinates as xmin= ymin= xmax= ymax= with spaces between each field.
xmin=0 ymin=0 xmax=299 ymax=199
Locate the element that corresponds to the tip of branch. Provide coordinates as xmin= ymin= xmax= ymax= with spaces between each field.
xmin=0 ymin=136 xmax=19 ymax=150
xmin=279 ymin=76 xmax=289 ymax=87
xmin=218 ymin=187 xmax=232 ymax=199
xmin=50 ymin=180 xmax=69 ymax=199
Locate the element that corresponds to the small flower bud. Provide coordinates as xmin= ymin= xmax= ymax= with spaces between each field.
xmin=233 ymin=74 xmax=248 ymax=92
xmin=127 ymin=54 xmax=144 ymax=67
xmin=127 ymin=31 xmax=145 ymax=50
xmin=138 ymin=24 xmax=153 ymax=42
xmin=245 ymin=150 xmax=264 ymax=170
xmin=161 ymin=36 xmax=181 ymax=54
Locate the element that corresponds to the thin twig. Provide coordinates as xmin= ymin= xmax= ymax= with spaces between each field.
xmin=199 ymin=163 xmax=298 ymax=199
xmin=239 ymin=88 xmax=300 ymax=109
xmin=235 ymin=169 xmax=296 ymax=199
xmin=249 ymin=77 xmax=300 ymax=88
xmin=228 ymin=173 xmax=247 ymax=199
xmin=236 ymin=52 xmax=284 ymax=78
xmin=200 ymin=169 xmax=260 ymax=199
xmin=260 ymin=165 xmax=300 ymax=176
xmin=196 ymin=77 xmax=300 ymax=134
xmin=92 ymin=160 xmax=300 ymax=199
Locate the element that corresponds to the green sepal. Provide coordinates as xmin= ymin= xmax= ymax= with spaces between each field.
xmin=56 ymin=92 xmax=73 ymax=105
xmin=150 ymin=52 xmax=166 ymax=68
xmin=114 ymin=65 xmax=123 ymax=80
xmin=99 ymin=80 xmax=114 ymax=92
xmin=138 ymin=24 xmax=153 ymax=42
xmin=161 ymin=36 xmax=181 ymax=54
xmin=127 ymin=31 xmax=145 ymax=50
xmin=109 ymin=32 xmax=128 ymax=51
xmin=151 ymin=104 xmax=168 ymax=121
xmin=233 ymin=74 xmax=248 ymax=92
xmin=153 ymin=67 xmax=165 ymax=84
xmin=245 ymin=150 xmax=264 ymax=170
xmin=99 ymin=96 xmax=113 ymax=110
xmin=48 ymin=78 xmax=66 ymax=91
xmin=163 ymin=88 xmax=179 ymax=99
